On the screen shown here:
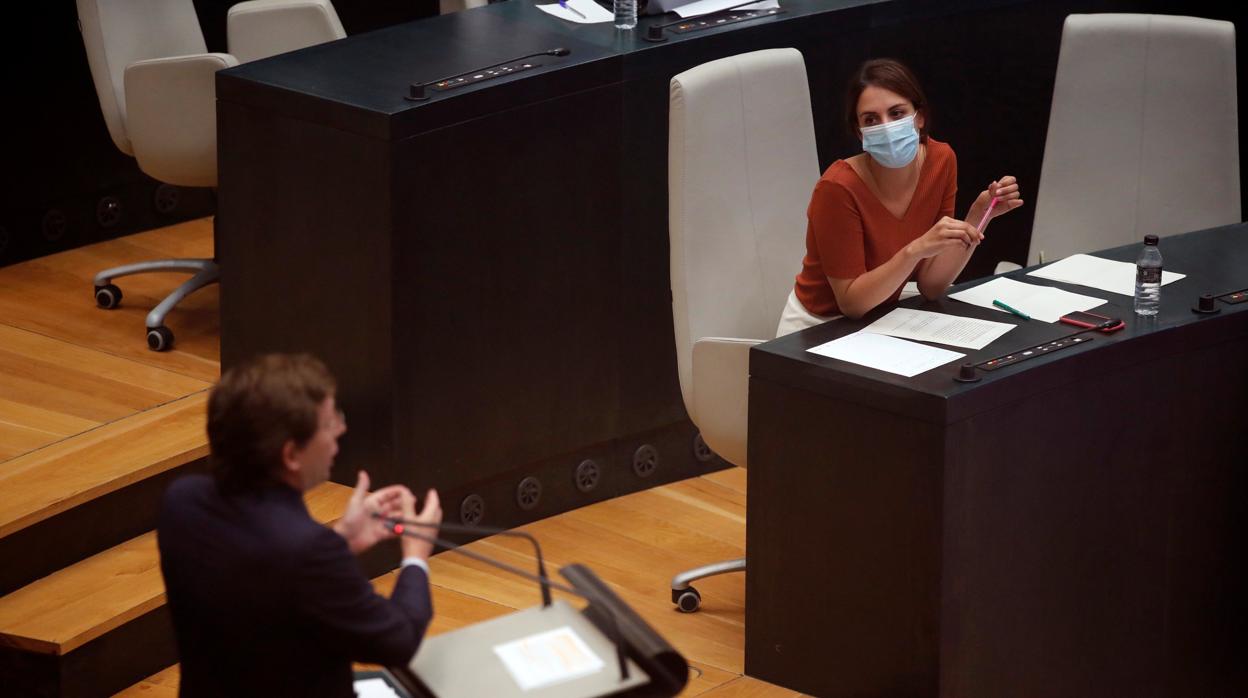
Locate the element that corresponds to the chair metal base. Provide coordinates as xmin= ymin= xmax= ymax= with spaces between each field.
xmin=670 ymin=557 xmax=746 ymax=613
xmin=93 ymin=258 xmax=219 ymax=350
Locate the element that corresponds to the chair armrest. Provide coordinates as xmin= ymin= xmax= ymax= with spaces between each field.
xmin=124 ymin=53 xmax=239 ymax=188
xmin=227 ymin=0 xmax=347 ymax=64
xmin=691 ymin=337 xmax=760 ymax=468
xmin=994 ymin=260 xmax=1023 ymax=275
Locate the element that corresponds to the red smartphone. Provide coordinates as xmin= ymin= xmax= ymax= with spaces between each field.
xmin=1059 ymin=310 xmax=1124 ymax=332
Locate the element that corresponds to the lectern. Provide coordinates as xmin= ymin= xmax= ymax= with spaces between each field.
xmin=391 ymin=564 xmax=688 ymax=698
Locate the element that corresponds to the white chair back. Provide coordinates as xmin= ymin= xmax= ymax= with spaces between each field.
xmin=440 ymin=0 xmax=489 ymax=12
xmin=77 ymin=0 xmax=208 ymax=156
xmin=228 ymin=0 xmax=346 ymax=64
xmin=668 ymin=48 xmax=818 ymax=422
xmin=1029 ymin=13 xmax=1239 ymax=264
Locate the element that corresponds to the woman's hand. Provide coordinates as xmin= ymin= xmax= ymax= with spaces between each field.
xmin=974 ymin=175 xmax=1024 ymax=224
xmin=906 ymin=216 xmax=982 ymax=259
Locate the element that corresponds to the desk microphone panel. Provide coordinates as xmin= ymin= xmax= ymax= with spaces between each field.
xmin=431 ymin=61 xmax=540 ymax=93
xmin=670 ymin=8 xmax=785 ymax=34
xmin=1218 ymin=288 xmax=1248 ymax=304
xmin=976 ymin=334 xmax=1093 ymax=372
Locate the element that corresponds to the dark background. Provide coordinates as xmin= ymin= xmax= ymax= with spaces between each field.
xmin=0 ymin=0 xmax=1244 ymax=277
xmin=0 ymin=0 xmax=437 ymax=267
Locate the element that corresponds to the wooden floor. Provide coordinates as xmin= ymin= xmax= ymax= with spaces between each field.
xmin=0 ymin=220 xmax=807 ymax=697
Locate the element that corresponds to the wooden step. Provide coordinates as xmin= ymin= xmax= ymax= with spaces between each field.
xmin=0 ymin=392 xmax=211 ymax=596
xmin=0 ymin=324 xmax=212 ymax=463
xmin=0 ymin=481 xmax=353 ymax=698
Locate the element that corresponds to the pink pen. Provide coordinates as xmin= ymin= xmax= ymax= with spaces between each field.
xmin=976 ymin=196 xmax=1000 ymax=232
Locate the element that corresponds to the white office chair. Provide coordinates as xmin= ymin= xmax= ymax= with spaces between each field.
xmin=667 ymin=48 xmax=818 ymax=612
xmin=440 ymin=0 xmax=488 ymax=13
xmin=228 ymin=0 xmax=346 ymax=63
xmin=996 ymin=13 xmax=1239 ymax=273
xmin=77 ymin=0 xmax=344 ymax=351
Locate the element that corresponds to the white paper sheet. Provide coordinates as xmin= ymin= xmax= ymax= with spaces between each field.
xmin=861 ymin=307 xmax=1015 ymax=350
xmin=536 ymin=0 xmax=615 ymax=24
xmin=1026 ymin=253 xmax=1185 ymax=297
xmin=494 ymin=626 xmax=605 ymax=691
xmin=673 ymin=0 xmax=779 ymax=19
xmin=807 ymin=331 xmax=964 ymax=378
xmin=353 ymin=678 xmax=400 ymax=698
xmin=949 ymin=276 xmax=1107 ymax=323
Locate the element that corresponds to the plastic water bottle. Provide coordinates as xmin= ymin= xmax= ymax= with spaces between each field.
xmin=1133 ymin=234 xmax=1163 ymax=316
xmin=614 ymin=0 xmax=637 ymax=29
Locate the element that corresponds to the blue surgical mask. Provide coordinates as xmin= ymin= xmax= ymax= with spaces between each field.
xmin=861 ymin=114 xmax=919 ymax=168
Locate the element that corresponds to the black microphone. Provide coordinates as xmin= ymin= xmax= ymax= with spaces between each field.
xmin=644 ymin=0 xmax=769 ymax=42
xmin=376 ymin=514 xmax=630 ymax=681
xmin=372 ymin=512 xmax=553 ymax=607
xmin=407 ymin=48 xmax=571 ymax=100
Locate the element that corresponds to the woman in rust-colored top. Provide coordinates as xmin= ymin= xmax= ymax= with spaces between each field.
xmin=777 ymin=58 xmax=1024 ymax=335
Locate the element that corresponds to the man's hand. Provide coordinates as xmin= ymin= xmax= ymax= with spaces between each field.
xmin=399 ymin=488 xmax=442 ymax=562
xmin=333 ymin=470 xmax=411 ymax=555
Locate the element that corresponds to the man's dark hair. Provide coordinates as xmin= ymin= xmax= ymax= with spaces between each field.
xmin=207 ymin=353 xmax=336 ymax=494
xmin=845 ymin=58 xmax=931 ymax=142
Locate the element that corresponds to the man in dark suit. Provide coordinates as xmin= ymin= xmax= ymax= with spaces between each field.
xmin=158 ymin=353 xmax=442 ymax=697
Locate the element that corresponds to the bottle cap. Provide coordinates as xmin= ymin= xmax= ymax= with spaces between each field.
xmin=1144 ymin=234 xmax=1159 ymax=245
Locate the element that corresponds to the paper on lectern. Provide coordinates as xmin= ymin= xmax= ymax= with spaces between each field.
xmin=493 ymin=626 xmax=605 ymax=691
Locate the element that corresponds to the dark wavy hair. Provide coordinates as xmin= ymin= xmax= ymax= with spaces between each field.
xmin=845 ymin=58 xmax=931 ymax=143
xmin=207 ymin=353 xmax=336 ymax=494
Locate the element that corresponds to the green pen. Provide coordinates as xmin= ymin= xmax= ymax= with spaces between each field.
xmin=992 ymin=299 xmax=1031 ymax=320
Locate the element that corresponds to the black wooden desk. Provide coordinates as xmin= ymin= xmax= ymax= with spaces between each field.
xmin=746 ymin=224 xmax=1248 ymax=697
xmin=212 ymin=0 xmax=923 ymax=526
xmin=212 ymin=0 xmax=1234 ymax=530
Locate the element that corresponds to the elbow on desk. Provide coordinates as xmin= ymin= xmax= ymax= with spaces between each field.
xmin=914 ymin=279 xmax=947 ymax=303
xmin=840 ymin=306 xmax=868 ymax=321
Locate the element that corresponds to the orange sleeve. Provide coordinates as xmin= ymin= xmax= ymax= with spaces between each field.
xmin=809 ymin=179 xmax=868 ymax=280
xmin=940 ymin=148 xmax=958 ymax=220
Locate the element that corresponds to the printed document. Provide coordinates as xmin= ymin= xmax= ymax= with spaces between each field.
xmin=949 ymin=276 xmax=1107 ymax=323
xmin=494 ymin=626 xmax=605 ymax=691
xmin=862 ymin=308 xmax=1014 ymax=350
xmin=673 ymin=0 xmax=780 ymax=18
xmin=807 ymin=331 xmax=964 ymax=378
xmin=1027 ymin=253 xmax=1185 ymax=297
xmin=536 ymin=0 xmax=614 ymax=23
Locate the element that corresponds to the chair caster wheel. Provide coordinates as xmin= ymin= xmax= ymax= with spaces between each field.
xmin=147 ymin=326 xmax=174 ymax=352
xmin=95 ymin=284 xmax=122 ymax=309
xmin=673 ymin=587 xmax=701 ymax=613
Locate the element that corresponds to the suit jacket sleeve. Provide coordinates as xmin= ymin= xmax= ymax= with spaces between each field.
xmin=293 ymin=527 xmax=433 ymax=666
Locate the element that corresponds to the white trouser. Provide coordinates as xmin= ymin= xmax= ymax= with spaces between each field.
xmin=775 ymin=289 xmax=840 ymax=337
